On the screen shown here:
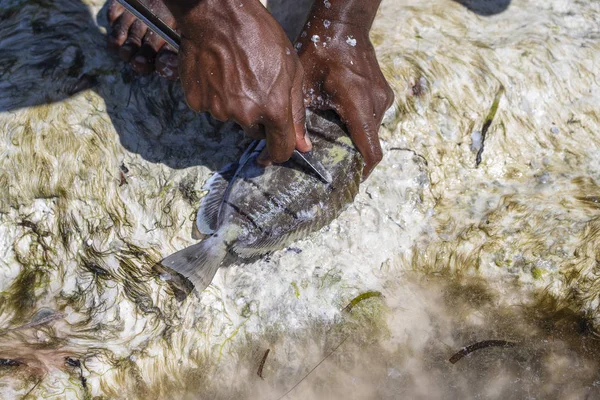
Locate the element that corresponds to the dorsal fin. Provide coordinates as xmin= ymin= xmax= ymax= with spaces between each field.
xmin=196 ymin=163 xmax=238 ymax=235
xmin=196 ymin=141 xmax=265 ymax=235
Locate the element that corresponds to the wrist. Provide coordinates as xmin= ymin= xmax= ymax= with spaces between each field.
xmin=306 ymin=0 xmax=381 ymax=32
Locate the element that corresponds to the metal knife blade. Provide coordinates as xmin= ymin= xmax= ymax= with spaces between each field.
xmin=291 ymin=150 xmax=332 ymax=184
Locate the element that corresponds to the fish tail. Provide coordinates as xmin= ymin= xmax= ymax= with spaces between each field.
xmin=160 ymin=235 xmax=228 ymax=293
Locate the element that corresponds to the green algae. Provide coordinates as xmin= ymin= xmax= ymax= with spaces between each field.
xmin=218 ymin=318 xmax=250 ymax=362
xmin=4 ymin=268 xmax=46 ymax=324
xmin=331 ymin=290 xmax=390 ymax=348
xmin=319 ymin=267 xmax=343 ymax=289
xmin=178 ymin=173 xmax=201 ymax=205
xmin=531 ymin=267 xmax=543 ymax=280
xmin=475 ymin=85 xmax=505 ymax=167
xmin=291 ymin=282 xmax=300 ymax=299
xmin=342 ymin=291 xmax=382 ymax=313
xmin=240 ymin=302 xmax=253 ymax=318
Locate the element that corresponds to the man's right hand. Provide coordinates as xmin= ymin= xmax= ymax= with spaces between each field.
xmin=164 ymin=0 xmax=311 ymax=163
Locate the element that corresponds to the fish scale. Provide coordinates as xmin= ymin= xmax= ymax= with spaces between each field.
xmin=161 ymin=111 xmax=363 ymax=293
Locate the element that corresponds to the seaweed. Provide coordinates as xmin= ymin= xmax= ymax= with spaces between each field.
xmin=291 ymin=282 xmax=301 ymax=299
xmin=449 ymin=340 xmax=517 ymax=364
xmin=22 ymin=377 xmax=43 ymax=399
xmin=476 ymin=85 xmax=504 ymax=167
xmin=276 ymin=290 xmax=387 ymax=398
xmin=342 ymin=291 xmax=382 ymax=313
xmin=218 ymin=319 xmax=249 ymax=361
xmin=65 ymin=357 xmax=90 ymax=398
xmin=178 ymin=173 xmax=200 ymax=204
xmin=5 ymin=268 xmax=44 ymax=324
xmin=257 ymin=349 xmax=270 ymax=380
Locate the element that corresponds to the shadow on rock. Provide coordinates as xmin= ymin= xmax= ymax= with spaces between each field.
xmin=0 ymin=0 xmax=246 ymax=172
xmin=453 ymin=0 xmax=511 ymax=15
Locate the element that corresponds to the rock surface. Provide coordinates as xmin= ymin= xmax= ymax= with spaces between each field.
xmin=1 ymin=0 xmax=600 ymax=398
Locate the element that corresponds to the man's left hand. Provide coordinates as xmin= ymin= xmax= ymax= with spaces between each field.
xmin=296 ymin=21 xmax=394 ymax=178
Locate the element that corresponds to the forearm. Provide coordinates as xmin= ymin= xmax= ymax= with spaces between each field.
xmin=306 ymin=0 xmax=382 ymax=33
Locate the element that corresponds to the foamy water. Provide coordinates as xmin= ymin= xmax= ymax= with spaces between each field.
xmin=1 ymin=0 xmax=599 ymax=398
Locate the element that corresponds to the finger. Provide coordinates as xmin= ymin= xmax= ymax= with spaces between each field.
xmin=119 ymin=20 xmax=147 ymax=62
xmin=338 ymin=102 xmax=383 ymax=179
xmin=291 ymin=67 xmax=312 ymax=152
xmin=107 ymin=0 xmax=125 ymax=23
xmin=178 ymin=41 xmax=206 ymax=112
xmin=263 ymin=102 xmax=296 ymax=164
xmin=156 ymin=48 xmax=179 ymax=80
xmin=132 ymin=30 xmax=164 ymax=75
xmin=108 ymin=11 xmax=135 ymax=50
xmin=257 ymin=147 xmax=272 ymax=167
xmin=142 ymin=30 xmax=167 ymax=56
xmin=243 ymin=124 xmax=265 ymax=140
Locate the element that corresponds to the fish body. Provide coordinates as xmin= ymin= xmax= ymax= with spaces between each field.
xmin=161 ymin=111 xmax=363 ymax=292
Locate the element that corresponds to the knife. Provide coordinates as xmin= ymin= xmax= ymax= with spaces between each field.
xmin=291 ymin=150 xmax=331 ymax=184
xmin=116 ymin=0 xmax=331 ymax=184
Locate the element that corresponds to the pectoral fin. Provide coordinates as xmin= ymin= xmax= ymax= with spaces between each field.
xmin=196 ymin=163 xmax=238 ymax=235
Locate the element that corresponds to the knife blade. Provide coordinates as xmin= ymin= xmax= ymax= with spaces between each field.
xmin=291 ymin=150 xmax=331 ymax=184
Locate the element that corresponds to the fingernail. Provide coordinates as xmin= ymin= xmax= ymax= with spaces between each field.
xmin=158 ymin=52 xmax=178 ymax=66
xmin=304 ymin=132 xmax=312 ymax=148
xmin=135 ymin=55 xmax=147 ymax=64
xmin=158 ymin=66 xmax=174 ymax=78
xmin=257 ymin=148 xmax=272 ymax=167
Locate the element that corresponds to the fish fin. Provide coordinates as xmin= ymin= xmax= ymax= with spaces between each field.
xmin=239 ymin=140 xmax=265 ymax=165
xmin=197 ymin=164 xmax=238 ymax=235
xmin=234 ymin=227 xmax=310 ymax=259
xmin=161 ymin=235 xmax=228 ymax=293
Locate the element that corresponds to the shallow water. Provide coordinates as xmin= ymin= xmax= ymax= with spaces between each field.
xmin=1 ymin=0 xmax=600 ymax=398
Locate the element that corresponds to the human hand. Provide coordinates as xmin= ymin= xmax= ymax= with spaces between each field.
xmin=295 ymin=4 xmax=394 ymax=178
xmin=165 ymin=0 xmax=311 ymax=163
xmin=107 ymin=0 xmax=179 ymax=79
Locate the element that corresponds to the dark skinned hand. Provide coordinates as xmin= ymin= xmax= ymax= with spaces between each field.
xmin=295 ymin=0 xmax=394 ymax=178
xmin=163 ymin=0 xmax=311 ymax=163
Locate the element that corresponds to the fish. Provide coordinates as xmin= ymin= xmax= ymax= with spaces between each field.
xmin=161 ymin=110 xmax=363 ymax=293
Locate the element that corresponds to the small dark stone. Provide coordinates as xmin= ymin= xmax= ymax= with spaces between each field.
xmin=65 ymin=357 xmax=80 ymax=368
xmin=0 ymin=359 xmax=21 ymax=367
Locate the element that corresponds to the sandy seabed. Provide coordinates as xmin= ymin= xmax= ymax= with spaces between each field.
xmin=1 ymin=0 xmax=600 ymax=398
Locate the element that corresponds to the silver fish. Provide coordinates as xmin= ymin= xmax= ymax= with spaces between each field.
xmin=161 ymin=111 xmax=363 ymax=293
